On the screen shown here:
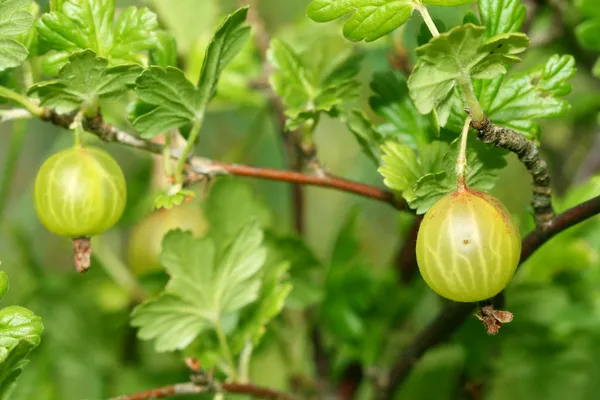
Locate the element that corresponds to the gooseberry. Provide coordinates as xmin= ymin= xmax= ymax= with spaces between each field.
xmin=34 ymin=146 xmax=126 ymax=271
xmin=127 ymin=204 xmax=207 ymax=276
xmin=416 ymin=188 xmax=521 ymax=302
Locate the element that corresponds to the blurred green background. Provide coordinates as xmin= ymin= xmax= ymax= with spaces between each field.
xmin=2 ymin=0 xmax=600 ymax=399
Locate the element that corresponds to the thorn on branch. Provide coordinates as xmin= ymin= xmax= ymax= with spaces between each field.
xmin=471 ymin=117 xmax=555 ymax=231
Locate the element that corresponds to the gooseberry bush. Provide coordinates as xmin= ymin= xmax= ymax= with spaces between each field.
xmin=0 ymin=0 xmax=600 ymax=399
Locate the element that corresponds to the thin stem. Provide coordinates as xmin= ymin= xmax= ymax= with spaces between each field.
xmin=0 ymin=120 xmax=27 ymax=224
xmin=70 ymin=111 xmax=85 ymax=147
xmin=238 ymin=340 xmax=254 ymax=384
xmin=17 ymin=60 xmax=34 ymax=90
xmin=455 ymin=116 xmax=472 ymax=189
xmin=91 ymin=236 xmax=146 ymax=302
xmin=415 ymin=4 xmax=440 ymax=37
xmin=459 ymin=76 xmax=485 ymax=123
xmin=0 ymin=108 xmax=32 ymax=122
xmin=215 ymin=321 xmax=238 ymax=381
xmin=175 ymin=118 xmax=203 ymax=186
xmin=0 ymin=86 xmax=42 ymax=117
xmin=108 ymin=381 xmax=295 ymax=400
xmin=163 ymin=132 xmax=173 ymax=179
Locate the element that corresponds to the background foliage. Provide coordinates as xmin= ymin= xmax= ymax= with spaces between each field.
xmin=1 ymin=0 xmax=600 ymax=399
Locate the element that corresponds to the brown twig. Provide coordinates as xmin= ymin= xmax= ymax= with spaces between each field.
xmin=395 ymin=215 xmax=423 ymax=283
xmin=471 ymin=118 xmax=554 ymax=230
xmin=37 ymin=109 xmax=407 ymax=211
xmin=108 ymin=381 xmax=295 ymax=400
xmin=337 ymin=362 xmax=364 ymax=400
xmin=382 ymin=193 xmax=600 ymax=399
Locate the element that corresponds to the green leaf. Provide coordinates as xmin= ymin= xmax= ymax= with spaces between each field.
xmin=268 ymin=39 xmax=362 ymax=131
xmin=36 ymin=0 xmax=159 ymax=70
xmin=369 ymin=71 xmax=435 ymax=148
xmin=194 ymin=6 xmax=251 ymax=108
xmin=576 ymin=20 xmax=600 ymax=52
xmin=204 ymin=178 xmax=272 ymax=246
xmin=0 ymin=306 xmax=44 ymax=400
xmin=0 ymin=272 xmax=7 ymax=301
xmin=410 ymin=139 xmax=507 ymax=213
xmin=346 ymin=110 xmax=386 ymax=166
xmin=150 ymin=31 xmax=178 ymax=68
xmin=477 ymin=54 xmax=576 ymax=138
xmin=408 ymin=24 xmax=529 ymax=116
xmin=28 ymin=50 xmax=141 ymax=114
xmin=379 ymin=138 xmax=507 ymax=214
xmin=479 ymin=0 xmax=527 ymax=38
xmin=306 ymin=0 xmax=475 ymax=42
xmin=132 ymin=7 xmax=250 ymax=138
xmin=131 ymin=222 xmax=267 ymax=352
xmin=264 ymin=232 xmax=323 ymax=309
xmin=147 ymin=0 xmax=219 ymax=53
xmin=0 ymin=0 xmax=34 ymax=71
xmin=378 ymin=142 xmax=422 ymax=202
xmin=422 ymin=0 xmax=477 ymax=4
xmin=395 ymin=345 xmax=465 ymax=400
xmin=230 ymin=259 xmax=292 ymax=351
xmin=153 ymin=189 xmax=196 ymax=210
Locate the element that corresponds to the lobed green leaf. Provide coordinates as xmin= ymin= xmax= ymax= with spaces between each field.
xmin=132 ymin=7 xmax=250 ymax=138
xmin=369 ymin=71 xmax=435 ymax=148
xmin=378 ymin=142 xmax=421 ymax=202
xmin=477 ymin=54 xmax=576 ymax=138
xmin=408 ymin=24 xmax=529 ymax=117
xmin=268 ymin=38 xmax=362 ymax=130
xmin=379 ymin=138 xmax=507 ymax=214
xmin=479 ymin=0 xmax=527 ymax=38
xmin=0 ymin=0 xmax=34 ymax=71
xmin=28 ymin=50 xmax=141 ymax=114
xmin=306 ymin=0 xmax=475 ymax=42
xmin=36 ymin=0 xmax=159 ymax=72
xmin=131 ymin=222 xmax=267 ymax=352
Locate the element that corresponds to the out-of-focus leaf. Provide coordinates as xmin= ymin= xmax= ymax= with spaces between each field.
xmin=0 ymin=0 xmax=34 ymax=71
xmin=394 ymin=345 xmax=465 ymax=400
xmin=268 ymin=39 xmax=362 ymax=130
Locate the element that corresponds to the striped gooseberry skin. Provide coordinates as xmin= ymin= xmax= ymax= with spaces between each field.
xmin=416 ymin=188 xmax=521 ymax=302
xmin=34 ymin=146 xmax=126 ymax=238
